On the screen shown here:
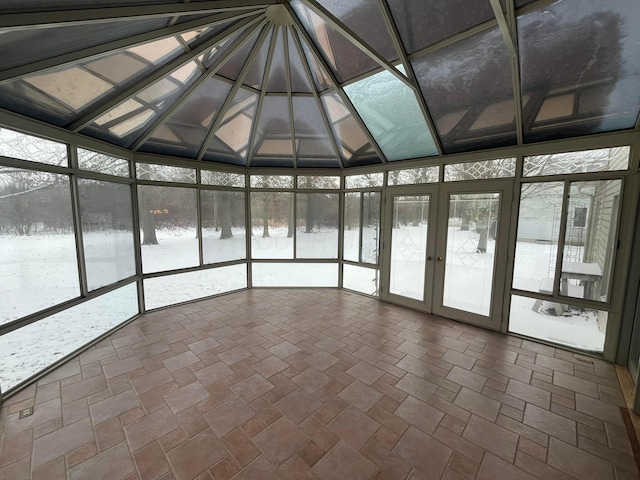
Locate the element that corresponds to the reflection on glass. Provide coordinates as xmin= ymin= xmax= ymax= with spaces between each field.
xmin=412 ymin=27 xmax=516 ymax=153
xmin=250 ymin=175 xmax=294 ymax=189
xmin=266 ymin=28 xmax=288 ymax=93
xmin=0 ymin=283 xmax=138 ymax=391
xmin=291 ymin=0 xmax=379 ymax=81
xmin=316 ymin=0 xmax=399 ymax=62
xmin=509 ymin=294 xmax=606 ymax=352
xmin=137 ymin=185 xmax=198 ymax=273
xmin=443 ymin=193 xmax=500 ymax=316
xmin=343 ymin=192 xmax=361 ymax=262
xmin=561 ymin=180 xmax=621 ymax=302
xmin=144 ymin=265 xmax=246 ymax=310
xmin=142 ymin=77 xmax=232 ymax=158
xmin=0 ymin=169 xmax=79 ymax=324
xmin=345 ymin=173 xmax=383 ymax=189
xmin=208 ymin=88 xmax=257 ymax=165
xmin=201 ymin=170 xmax=245 ymax=188
xmin=201 ymin=191 xmax=246 ymax=264
xmin=87 ymin=61 xmax=201 ymax=146
xmin=250 ymin=192 xmax=293 ymax=259
xmin=78 ymin=148 xmax=129 ymax=177
xmin=343 ymin=264 xmax=379 ymax=297
xmin=297 ymin=176 xmax=340 ymax=189
xmin=251 ymin=96 xmax=293 ymax=163
xmin=296 ymin=193 xmax=339 ymax=259
xmin=518 ymin=0 xmax=640 ymax=142
xmin=523 ymin=146 xmax=630 ymax=177
xmin=78 ymin=180 xmax=136 ymax=291
xmin=344 ymin=67 xmax=438 ymax=161
xmin=387 ymin=0 xmax=496 ymax=54
xmin=389 ymin=195 xmax=429 ymax=300
xmin=321 ymin=92 xmax=375 ymax=165
xmin=512 ymin=182 xmax=564 ymax=292
xmin=252 ymin=263 xmax=338 ymax=287
xmin=0 ymin=127 xmax=68 ymax=166
xmin=136 ymin=162 xmax=195 ymax=183
xmin=293 ymin=97 xmax=336 ymax=166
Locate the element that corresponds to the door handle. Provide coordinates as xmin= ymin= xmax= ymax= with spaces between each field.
xmin=436 ymin=256 xmax=443 ymax=262
xmin=427 ymin=256 xmax=433 ymax=261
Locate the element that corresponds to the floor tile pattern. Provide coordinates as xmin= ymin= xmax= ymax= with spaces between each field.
xmin=0 ymin=289 xmax=638 ymax=480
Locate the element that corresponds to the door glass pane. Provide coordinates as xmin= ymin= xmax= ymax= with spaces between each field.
xmin=560 ymin=180 xmax=621 ymax=302
xmin=389 ymin=195 xmax=429 ymax=301
xmin=443 ymin=193 xmax=500 ymax=316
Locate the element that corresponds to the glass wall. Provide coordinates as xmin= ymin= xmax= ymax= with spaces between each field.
xmin=0 ymin=120 xmax=634 ymax=395
xmin=0 ymin=128 xmax=141 ymax=394
xmin=509 ymin=147 xmax=628 ymax=353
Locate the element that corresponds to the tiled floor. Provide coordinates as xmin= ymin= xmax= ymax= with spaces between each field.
xmin=1 ymin=289 xmax=638 ymax=480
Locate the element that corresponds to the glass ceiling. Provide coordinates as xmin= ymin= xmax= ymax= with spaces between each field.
xmin=0 ymin=0 xmax=638 ymax=168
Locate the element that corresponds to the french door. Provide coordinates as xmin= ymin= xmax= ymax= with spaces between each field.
xmin=381 ymin=181 xmax=512 ymax=330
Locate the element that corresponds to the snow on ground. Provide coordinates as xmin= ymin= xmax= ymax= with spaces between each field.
xmin=1 ymin=233 xmax=80 ymax=325
xmin=1 ymin=223 xmax=605 ymax=391
xmin=0 ymin=284 xmax=138 ymax=390
xmin=144 ymin=264 xmax=246 ymax=310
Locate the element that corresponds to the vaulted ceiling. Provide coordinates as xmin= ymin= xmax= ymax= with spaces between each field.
xmin=0 ymin=0 xmax=638 ymax=168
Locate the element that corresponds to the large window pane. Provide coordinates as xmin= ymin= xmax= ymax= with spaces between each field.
xmin=509 ymin=294 xmax=607 ymax=352
xmin=144 ymin=265 xmax=246 ymax=310
xmin=0 ymin=283 xmax=138 ymax=391
xmin=201 ymin=190 xmax=246 ymax=264
xmin=250 ymin=192 xmax=293 ymax=259
xmin=78 ymin=179 xmax=136 ymax=290
xmin=561 ymin=180 xmax=621 ymax=303
xmin=0 ymin=168 xmax=79 ymax=324
xmin=513 ymin=182 xmax=564 ymax=292
xmin=296 ymin=193 xmax=339 ymax=259
xmin=138 ymin=185 xmax=198 ymax=273
xmin=252 ymin=263 xmax=338 ymax=287
xmin=343 ymin=264 xmax=379 ymax=297
xmin=343 ymin=192 xmax=361 ymax=262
